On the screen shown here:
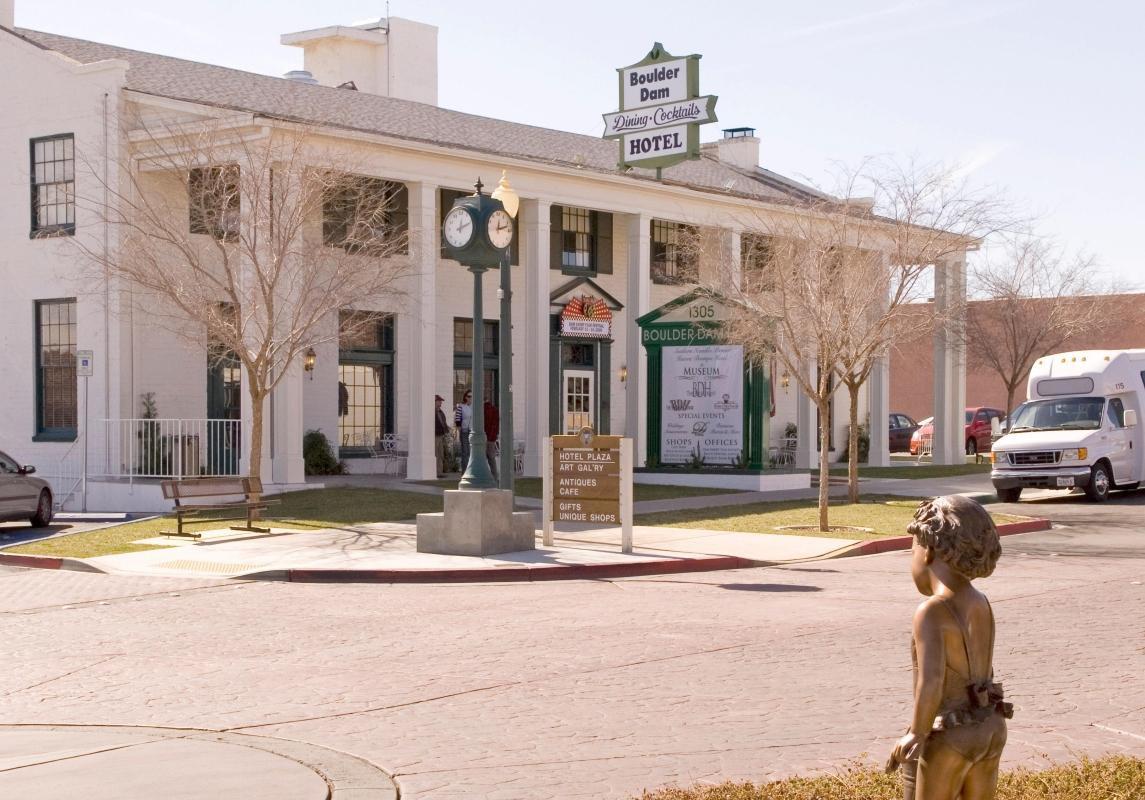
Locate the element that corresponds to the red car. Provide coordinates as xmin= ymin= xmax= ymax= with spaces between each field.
xmin=910 ymin=407 xmax=1004 ymax=456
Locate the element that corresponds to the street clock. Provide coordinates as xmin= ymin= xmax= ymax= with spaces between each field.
xmin=442 ymin=179 xmax=512 ymax=269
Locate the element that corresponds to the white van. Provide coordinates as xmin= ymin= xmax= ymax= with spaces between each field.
xmin=990 ymin=349 xmax=1145 ymax=502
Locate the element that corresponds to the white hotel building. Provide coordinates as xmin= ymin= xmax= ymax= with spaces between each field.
xmin=0 ymin=5 xmax=969 ymax=511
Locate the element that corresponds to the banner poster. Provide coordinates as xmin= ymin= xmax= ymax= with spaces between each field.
xmin=661 ymin=345 xmax=743 ymax=465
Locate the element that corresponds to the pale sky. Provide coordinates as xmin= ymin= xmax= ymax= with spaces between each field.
xmin=16 ymin=0 xmax=1144 ymax=288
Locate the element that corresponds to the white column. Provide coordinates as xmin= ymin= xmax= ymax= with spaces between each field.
xmin=933 ymin=254 xmax=968 ymax=464
xmin=522 ymin=198 xmax=550 ymax=476
xmin=405 ymin=181 xmax=438 ymax=479
xmin=795 ymin=372 xmax=815 ymax=470
xmin=625 ymin=213 xmax=652 ymax=466
xmin=271 ymin=361 xmax=305 ymax=485
xmin=867 ymin=356 xmax=891 ymax=466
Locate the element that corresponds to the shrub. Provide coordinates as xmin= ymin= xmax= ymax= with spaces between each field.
xmin=303 ymin=429 xmax=345 ymax=475
xmin=635 ymin=755 xmax=1145 ymax=800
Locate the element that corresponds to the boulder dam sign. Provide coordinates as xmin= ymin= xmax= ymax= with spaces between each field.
xmin=603 ymin=43 xmax=718 ymax=171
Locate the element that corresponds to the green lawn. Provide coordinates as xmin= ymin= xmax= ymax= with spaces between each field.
xmin=7 ymin=487 xmax=443 ymax=559
xmin=829 ymin=463 xmax=992 ymax=479
xmin=414 ymin=477 xmax=744 ymax=501
xmin=636 ymin=495 xmax=1023 ymax=540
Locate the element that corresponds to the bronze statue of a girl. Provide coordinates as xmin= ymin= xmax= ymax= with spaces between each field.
xmin=887 ymin=495 xmax=1013 ymax=800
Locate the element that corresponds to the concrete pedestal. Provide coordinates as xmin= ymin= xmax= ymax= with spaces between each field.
xmin=416 ymin=489 xmax=535 ymax=556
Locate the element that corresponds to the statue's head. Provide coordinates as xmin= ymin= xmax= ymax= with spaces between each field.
xmin=908 ymin=495 xmax=1001 ymax=582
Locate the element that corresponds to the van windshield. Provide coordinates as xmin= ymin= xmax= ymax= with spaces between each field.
xmin=1008 ymin=397 xmax=1105 ymax=432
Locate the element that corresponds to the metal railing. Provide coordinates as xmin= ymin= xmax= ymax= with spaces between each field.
xmin=49 ymin=432 xmax=86 ymax=511
xmin=103 ymin=418 xmax=242 ymax=479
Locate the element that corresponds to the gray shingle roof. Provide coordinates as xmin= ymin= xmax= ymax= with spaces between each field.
xmin=15 ymin=27 xmax=823 ymax=205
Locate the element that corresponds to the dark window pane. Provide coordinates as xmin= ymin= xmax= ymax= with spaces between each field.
xmin=30 ymin=134 xmax=76 ymax=236
xmin=36 ymin=299 xmax=78 ymax=435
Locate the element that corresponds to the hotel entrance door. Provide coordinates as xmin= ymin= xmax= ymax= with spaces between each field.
xmin=564 ymin=369 xmax=595 ymax=434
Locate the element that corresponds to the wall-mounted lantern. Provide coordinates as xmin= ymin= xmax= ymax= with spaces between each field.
xmin=303 ymin=347 xmax=317 ymax=379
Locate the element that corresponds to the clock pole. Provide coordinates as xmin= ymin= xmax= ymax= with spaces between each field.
xmin=491 ymin=172 xmax=520 ymax=492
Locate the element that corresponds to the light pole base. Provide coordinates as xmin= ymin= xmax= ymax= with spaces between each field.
xmin=416 ymin=489 xmax=535 ymax=556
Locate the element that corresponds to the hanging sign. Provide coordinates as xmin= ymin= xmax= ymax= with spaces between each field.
xmin=603 ymin=43 xmax=718 ymax=171
xmin=660 ymin=345 xmax=744 ymax=465
xmin=559 ymin=295 xmax=613 ymax=338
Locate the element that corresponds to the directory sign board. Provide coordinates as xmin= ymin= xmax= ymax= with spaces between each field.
xmin=543 ymin=429 xmax=634 ymax=553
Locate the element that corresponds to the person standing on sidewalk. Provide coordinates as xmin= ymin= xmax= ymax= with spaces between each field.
xmin=455 ymin=389 xmax=473 ymax=471
xmin=484 ymin=399 xmax=500 ymax=481
xmin=434 ymin=395 xmax=450 ymax=478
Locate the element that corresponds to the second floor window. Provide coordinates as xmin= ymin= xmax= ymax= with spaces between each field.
xmin=651 ymin=220 xmax=697 ymax=284
xmin=30 ymin=134 xmax=75 ymax=237
xmin=189 ymin=165 xmax=240 ymax=240
xmin=549 ymin=205 xmax=613 ymax=275
xmin=324 ymin=177 xmax=408 ymax=255
xmin=741 ymin=233 xmax=775 ymax=292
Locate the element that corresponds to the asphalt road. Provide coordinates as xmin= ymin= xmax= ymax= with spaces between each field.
xmin=0 ymin=494 xmax=1141 ymax=799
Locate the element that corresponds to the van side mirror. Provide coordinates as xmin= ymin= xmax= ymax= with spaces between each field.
xmin=1124 ymin=409 xmax=1138 ymax=428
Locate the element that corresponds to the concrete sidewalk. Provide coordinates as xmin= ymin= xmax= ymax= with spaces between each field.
xmin=0 ymin=725 xmax=396 ymax=799
xmin=79 ymin=522 xmax=857 ymax=581
xmin=1 ymin=472 xmax=1021 ymax=582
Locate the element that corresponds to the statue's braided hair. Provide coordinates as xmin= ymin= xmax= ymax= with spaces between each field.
xmin=908 ymin=495 xmax=1001 ymax=580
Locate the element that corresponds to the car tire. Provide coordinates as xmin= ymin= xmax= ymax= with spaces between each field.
xmin=1084 ymin=462 xmax=1111 ymax=503
xmin=997 ymin=487 xmax=1022 ymax=503
xmin=966 ymin=438 xmax=977 ymax=456
xmin=30 ymin=489 xmax=53 ymax=527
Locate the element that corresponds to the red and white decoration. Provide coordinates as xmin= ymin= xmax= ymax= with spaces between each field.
xmin=560 ymin=295 xmax=613 ymax=338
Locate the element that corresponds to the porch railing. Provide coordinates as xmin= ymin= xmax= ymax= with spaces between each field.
xmin=103 ymin=418 xmax=242 ymax=479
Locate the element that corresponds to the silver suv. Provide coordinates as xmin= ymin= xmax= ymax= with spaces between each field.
xmin=0 ymin=450 xmax=53 ymax=527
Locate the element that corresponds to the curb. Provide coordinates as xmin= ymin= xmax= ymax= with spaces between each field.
xmin=830 ymin=517 xmax=1052 ymax=559
xmin=242 ymin=555 xmax=761 ymax=584
xmin=0 ymin=553 xmax=104 ymax=573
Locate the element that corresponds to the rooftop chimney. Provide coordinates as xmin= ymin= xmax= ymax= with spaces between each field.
xmin=281 ymin=17 xmax=438 ymax=105
xmin=2 ymin=0 xmax=15 ymax=29
xmin=715 ymin=127 xmax=760 ymax=170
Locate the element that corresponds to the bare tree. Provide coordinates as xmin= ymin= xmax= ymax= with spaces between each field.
xmin=965 ymin=233 xmax=1106 ymax=417
xmin=711 ymin=159 xmax=1008 ymax=524
xmin=76 ymin=115 xmax=410 ymax=500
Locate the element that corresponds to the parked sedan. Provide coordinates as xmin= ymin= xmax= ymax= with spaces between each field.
xmin=909 ymin=408 xmax=1005 ymax=456
xmin=889 ymin=413 xmax=920 ymax=452
xmin=0 ymin=450 xmax=53 ymax=527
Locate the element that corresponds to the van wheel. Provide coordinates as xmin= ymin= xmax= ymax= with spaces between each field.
xmin=1084 ymin=462 xmax=1111 ymax=502
xmin=997 ymin=487 xmax=1022 ymax=503
xmin=30 ymin=490 xmax=53 ymax=527
xmin=966 ymin=438 xmax=978 ymax=456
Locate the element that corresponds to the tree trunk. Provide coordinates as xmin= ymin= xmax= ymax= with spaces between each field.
xmin=1005 ymin=383 xmax=1018 ymax=421
xmin=818 ymin=400 xmax=831 ymax=532
xmin=847 ymin=386 xmax=860 ymax=504
xmin=247 ymin=390 xmax=264 ymax=519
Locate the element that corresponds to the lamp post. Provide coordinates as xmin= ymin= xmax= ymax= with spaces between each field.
xmin=491 ymin=171 xmax=519 ymax=491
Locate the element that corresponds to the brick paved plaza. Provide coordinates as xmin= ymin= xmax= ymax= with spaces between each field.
xmin=1 ymin=495 xmax=1143 ymax=798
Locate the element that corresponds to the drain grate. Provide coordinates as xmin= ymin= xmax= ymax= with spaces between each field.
xmin=152 ymin=559 xmax=258 ymax=575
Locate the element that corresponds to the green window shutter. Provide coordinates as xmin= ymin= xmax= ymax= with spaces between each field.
xmin=549 ymin=204 xmax=563 ymax=270
xmin=595 ymin=211 xmax=613 ymax=274
xmin=598 ymin=342 xmax=611 ymax=434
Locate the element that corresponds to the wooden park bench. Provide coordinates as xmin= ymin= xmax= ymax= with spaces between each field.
xmin=159 ymin=476 xmax=278 ymax=539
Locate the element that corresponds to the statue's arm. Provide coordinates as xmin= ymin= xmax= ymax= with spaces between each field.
xmin=888 ymin=601 xmax=947 ymax=769
xmin=909 ymin=600 xmax=947 ymax=736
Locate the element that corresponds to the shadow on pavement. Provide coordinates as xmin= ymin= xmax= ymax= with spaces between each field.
xmin=719 ymin=583 xmax=822 ymax=593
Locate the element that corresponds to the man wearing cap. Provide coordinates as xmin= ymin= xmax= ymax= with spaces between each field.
xmin=434 ymin=394 xmax=450 ymax=478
